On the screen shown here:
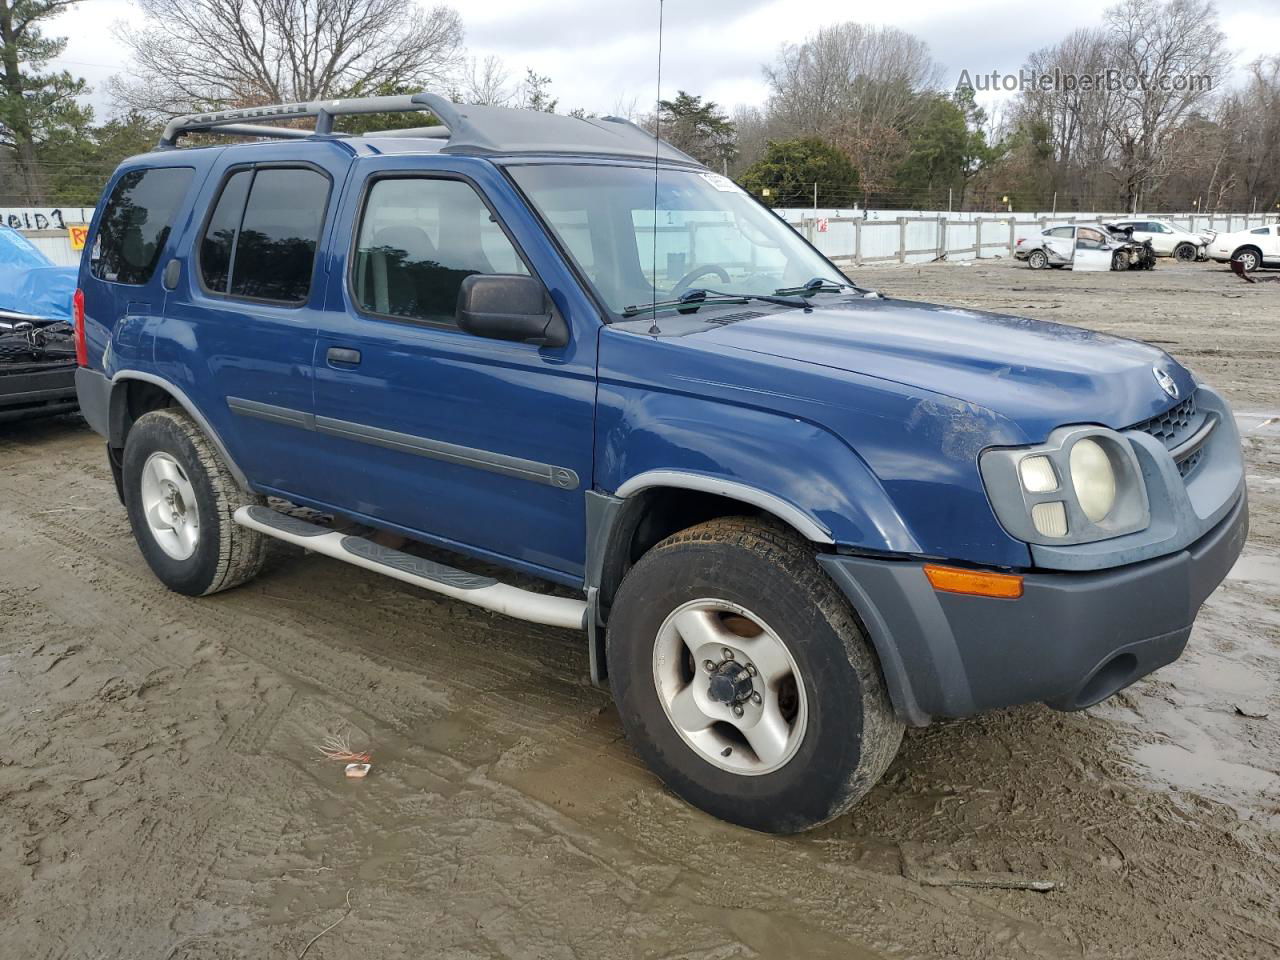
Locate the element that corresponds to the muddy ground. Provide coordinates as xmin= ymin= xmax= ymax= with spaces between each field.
xmin=1 ymin=258 xmax=1277 ymax=959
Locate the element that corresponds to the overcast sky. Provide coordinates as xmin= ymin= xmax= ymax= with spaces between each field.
xmin=52 ymin=0 xmax=1280 ymax=122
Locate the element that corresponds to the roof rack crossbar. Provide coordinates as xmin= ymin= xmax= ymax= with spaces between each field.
xmin=158 ymin=94 xmax=441 ymax=148
xmin=360 ymin=124 xmax=450 ymax=139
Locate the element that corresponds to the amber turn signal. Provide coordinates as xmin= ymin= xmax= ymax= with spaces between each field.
xmin=923 ymin=564 xmax=1024 ymax=599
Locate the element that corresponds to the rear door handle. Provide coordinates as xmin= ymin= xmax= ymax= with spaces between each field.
xmin=326 ymin=347 xmax=361 ymax=366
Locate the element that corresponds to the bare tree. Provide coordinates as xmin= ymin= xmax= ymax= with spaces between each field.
xmin=1101 ymin=0 xmax=1231 ymax=210
xmin=1012 ymin=27 xmax=1125 ymax=204
xmin=763 ymin=23 xmax=940 ymax=202
xmin=1229 ymin=56 xmax=1280 ymax=208
xmin=110 ymin=0 xmax=464 ymax=116
xmin=458 ymin=54 xmax=512 ymax=106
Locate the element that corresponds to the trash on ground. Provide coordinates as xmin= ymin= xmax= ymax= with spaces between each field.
xmin=316 ymin=730 xmax=373 ymax=776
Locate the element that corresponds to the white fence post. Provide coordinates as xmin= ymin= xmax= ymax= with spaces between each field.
xmin=897 ymin=217 xmax=907 ymax=264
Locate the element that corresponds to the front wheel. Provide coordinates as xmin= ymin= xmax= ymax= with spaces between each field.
xmin=1112 ymin=251 xmax=1130 ymax=271
xmin=1174 ymin=242 xmax=1197 ymax=262
xmin=607 ymin=517 xmax=903 ymax=833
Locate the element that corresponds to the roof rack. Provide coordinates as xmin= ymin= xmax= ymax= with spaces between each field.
xmin=158 ymin=92 xmax=700 ymax=166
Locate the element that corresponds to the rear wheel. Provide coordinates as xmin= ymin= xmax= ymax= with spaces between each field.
xmin=122 ymin=408 xmax=267 ymax=596
xmin=607 ymin=517 xmax=903 ymax=833
xmin=1027 ymin=249 xmax=1049 ymax=270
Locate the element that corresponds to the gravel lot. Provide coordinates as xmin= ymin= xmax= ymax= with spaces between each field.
xmin=1 ymin=257 xmax=1277 ymax=959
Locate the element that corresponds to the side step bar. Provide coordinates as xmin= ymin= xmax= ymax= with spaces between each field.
xmin=233 ymin=506 xmax=587 ymax=630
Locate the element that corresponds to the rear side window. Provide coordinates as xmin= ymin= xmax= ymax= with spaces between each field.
xmin=200 ymin=170 xmax=251 ymax=293
xmin=351 ymin=177 xmax=529 ymax=324
xmin=92 ymin=167 xmax=194 ymax=285
xmin=199 ymin=166 xmax=330 ymax=304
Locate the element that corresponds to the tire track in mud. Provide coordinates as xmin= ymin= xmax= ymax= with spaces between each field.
xmin=0 ymin=494 xmax=455 ymax=733
xmin=217 ymin=685 xmax=296 ymax=756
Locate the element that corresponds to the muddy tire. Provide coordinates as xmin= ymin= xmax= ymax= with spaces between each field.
xmin=1174 ymin=242 xmax=1197 ymax=262
xmin=122 ymin=408 xmax=267 ymax=596
xmin=1232 ymin=247 xmax=1261 ymax=273
xmin=607 ymin=517 xmax=903 ymax=834
xmin=1027 ymin=249 xmax=1049 ymax=270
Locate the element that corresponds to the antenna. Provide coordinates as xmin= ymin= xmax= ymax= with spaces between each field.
xmin=648 ymin=0 xmax=664 ymax=336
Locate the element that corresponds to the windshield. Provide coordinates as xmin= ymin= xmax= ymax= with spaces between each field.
xmin=507 ymin=163 xmax=846 ymax=316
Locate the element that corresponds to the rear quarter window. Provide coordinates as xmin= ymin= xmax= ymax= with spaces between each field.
xmin=91 ymin=167 xmax=195 ymax=285
xmin=197 ymin=166 xmax=331 ymax=304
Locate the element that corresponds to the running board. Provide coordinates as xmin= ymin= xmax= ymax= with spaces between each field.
xmin=233 ymin=505 xmax=587 ymax=630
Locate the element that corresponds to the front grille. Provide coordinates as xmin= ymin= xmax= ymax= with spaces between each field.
xmin=1127 ymin=390 xmax=1213 ymax=481
xmin=1132 ymin=393 xmax=1198 ymax=449
xmin=1177 ymin=448 xmax=1204 ymax=478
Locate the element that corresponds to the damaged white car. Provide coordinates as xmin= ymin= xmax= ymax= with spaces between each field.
xmin=1015 ymin=224 xmax=1155 ymax=272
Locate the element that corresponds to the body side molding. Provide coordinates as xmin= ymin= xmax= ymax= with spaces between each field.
xmin=224 ymin=396 xmax=580 ymax=490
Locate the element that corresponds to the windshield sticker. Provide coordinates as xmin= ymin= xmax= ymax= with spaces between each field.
xmin=699 ymin=172 xmax=739 ymax=192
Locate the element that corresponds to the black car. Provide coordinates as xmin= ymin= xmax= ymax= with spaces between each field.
xmin=0 ymin=315 xmax=78 ymax=422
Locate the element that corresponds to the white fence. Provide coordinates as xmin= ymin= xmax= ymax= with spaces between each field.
xmin=775 ymin=209 xmax=1280 ymax=265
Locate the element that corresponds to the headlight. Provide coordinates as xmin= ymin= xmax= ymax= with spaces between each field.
xmin=980 ymin=426 xmax=1149 ymax=545
xmin=1069 ymin=438 xmax=1116 ymax=521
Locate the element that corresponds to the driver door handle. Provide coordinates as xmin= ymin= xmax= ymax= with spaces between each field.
xmin=326 ymin=347 xmax=361 ymax=367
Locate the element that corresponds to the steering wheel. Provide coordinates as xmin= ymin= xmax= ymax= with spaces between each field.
xmin=671 ymin=264 xmax=731 ymax=295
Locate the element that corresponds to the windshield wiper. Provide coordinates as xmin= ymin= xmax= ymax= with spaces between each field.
xmin=620 ymin=288 xmax=809 ymax=318
xmin=773 ymin=277 xmax=860 ymax=296
xmin=684 ymin=288 xmax=811 ymax=310
xmin=621 ymin=291 xmax=751 ymax=318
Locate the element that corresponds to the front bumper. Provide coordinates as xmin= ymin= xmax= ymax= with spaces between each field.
xmin=819 ymin=491 xmax=1248 ymax=726
xmin=0 ymin=361 xmax=78 ymax=422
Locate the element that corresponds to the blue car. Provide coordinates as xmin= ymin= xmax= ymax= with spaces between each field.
xmin=74 ymin=94 xmax=1248 ymax=833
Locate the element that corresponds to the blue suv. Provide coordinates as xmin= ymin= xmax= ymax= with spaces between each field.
xmin=73 ymin=94 xmax=1248 ymax=833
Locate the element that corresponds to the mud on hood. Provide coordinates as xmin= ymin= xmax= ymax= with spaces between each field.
xmin=698 ymin=296 xmax=1195 ymax=442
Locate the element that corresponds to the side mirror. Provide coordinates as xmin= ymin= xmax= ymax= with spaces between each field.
xmin=456 ymin=274 xmax=568 ymax=347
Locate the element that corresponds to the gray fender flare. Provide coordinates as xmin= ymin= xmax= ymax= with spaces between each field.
xmin=109 ymin=370 xmax=252 ymax=490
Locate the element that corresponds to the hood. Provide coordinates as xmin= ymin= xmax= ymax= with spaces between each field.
xmin=697 ymin=296 xmax=1194 ymax=442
